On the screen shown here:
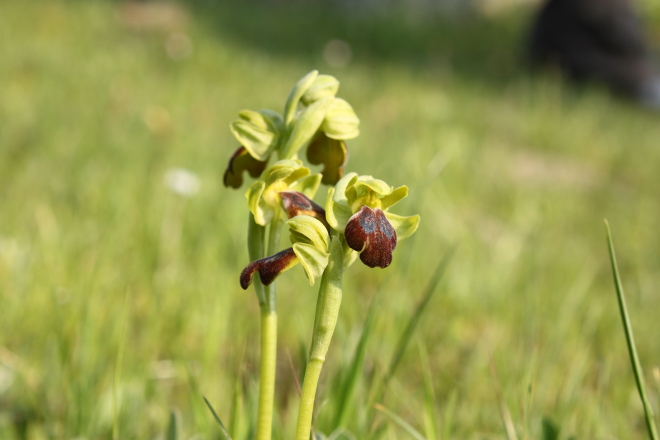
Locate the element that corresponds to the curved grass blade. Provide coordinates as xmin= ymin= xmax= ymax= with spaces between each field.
xmin=605 ymin=220 xmax=659 ymax=440
xmin=203 ymin=395 xmax=234 ymax=440
xmin=374 ymin=403 xmax=426 ymax=440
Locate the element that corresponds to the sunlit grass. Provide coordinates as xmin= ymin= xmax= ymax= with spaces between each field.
xmin=1 ymin=0 xmax=660 ymax=439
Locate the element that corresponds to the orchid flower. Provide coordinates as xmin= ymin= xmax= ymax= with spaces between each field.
xmin=326 ymin=173 xmax=420 ymax=268
xmin=223 ymin=71 xmax=360 ymax=191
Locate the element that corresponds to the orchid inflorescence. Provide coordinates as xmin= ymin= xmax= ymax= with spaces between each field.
xmin=225 ymin=70 xmax=419 ymax=286
xmin=223 ymin=70 xmax=420 ymax=440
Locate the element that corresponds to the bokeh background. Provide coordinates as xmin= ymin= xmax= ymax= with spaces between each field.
xmin=2 ymin=0 xmax=660 ymax=439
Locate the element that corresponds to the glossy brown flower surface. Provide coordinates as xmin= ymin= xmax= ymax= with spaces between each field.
xmin=344 ymin=205 xmax=397 ymax=268
xmin=240 ymin=248 xmax=299 ymax=289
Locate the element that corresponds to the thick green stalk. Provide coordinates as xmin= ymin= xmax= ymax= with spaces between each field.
xmin=295 ymin=237 xmax=344 ymax=440
xmin=256 ymin=298 xmax=277 ymax=440
xmin=254 ymin=211 xmax=284 ymax=440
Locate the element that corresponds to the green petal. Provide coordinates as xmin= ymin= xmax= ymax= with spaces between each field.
xmin=263 ymin=159 xmax=303 ymax=185
xmin=284 ymin=70 xmax=318 ymax=127
xmin=321 ymin=98 xmax=360 ymax=140
xmin=333 ymin=172 xmax=358 ymax=203
xmin=288 ymin=216 xmax=330 ymax=251
xmin=301 ymin=75 xmax=340 ymax=105
xmin=284 ymin=166 xmax=312 ymax=185
xmin=279 ymin=96 xmax=335 ymax=159
xmin=257 ymin=109 xmax=285 ymax=134
xmin=384 ymin=212 xmax=420 ymax=240
xmin=290 ymin=174 xmax=322 ymax=198
xmin=292 ymin=242 xmax=329 ymax=286
xmin=326 ymin=187 xmax=353 ymax=232
xmin=246 ymin=181 xmax=269 ymax=225
xmin=230 ymin=119 xmax=278 ymax=161
xmin=380 ymin=185 xmax=409 ymax=210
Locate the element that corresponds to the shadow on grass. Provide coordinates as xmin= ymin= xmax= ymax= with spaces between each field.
xmin=166 ymin=0 xmax=536 ymax=85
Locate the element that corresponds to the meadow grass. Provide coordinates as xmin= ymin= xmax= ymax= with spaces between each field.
xmin=1 ymin=0 xmax=660 ymax=439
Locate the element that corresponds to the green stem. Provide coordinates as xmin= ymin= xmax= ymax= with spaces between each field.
xmin=254 ymin=211 xmax=284 ymax=440
xmin=295 ymin=237 xmax=344 ymax=440
xmin=256 ymin=299 xmax=277 ymax=440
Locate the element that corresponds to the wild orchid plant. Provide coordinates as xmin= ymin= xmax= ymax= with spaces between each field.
xmin=224 ymin=71 xmax=420 ymax=440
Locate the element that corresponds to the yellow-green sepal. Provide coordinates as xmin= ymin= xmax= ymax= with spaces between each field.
xmin=246 ymin=181 xmax=268 ymax=225
xmin=384 ymin=212 xmax=420 ymax=240
xmin=284 ymin=70 xmax=319 ymax=127
xmin=290 ymin=173 xmax=322 ymax=198
xmin=325 ymin=187 xmax=354 ymax=233
xmin=301 ymin=74 xmax=340 ymax=105
xmin=280 ymin=96 xmax=335 ymax=159
xmin=288 ymin=216 xmax=330 ymax=252
xmin=380 ymin=186 xmax=408 ymax=210
xmin=292 ymin=243 xmax=329 ymax=286
xmin=321 ymin=98 xmax=360 ymax=140
xmin=230 ymin=110 xmax=282 ymax=161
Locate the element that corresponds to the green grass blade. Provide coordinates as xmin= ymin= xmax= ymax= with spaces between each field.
xmin=166 ymin=410 xmax=180 ymax=440
xmin=442 ymin=390 xmax=457 ymax=440
xmin=112 ymin=288 xmax=130 ymax=440
xmin=605 ymin=220 xmax=659 ymax=440
xmin=203 ymin=396 xmax=234 ymax=440
xmin=418 ymin=341 xmax=439 ymax=440
xmin=333 ymin=292 xmax=380 ymax=428
xmin=374 ymin=403 xmax=426 ymax=440
xmin=385 ymin=247 xmax=456 ymax=385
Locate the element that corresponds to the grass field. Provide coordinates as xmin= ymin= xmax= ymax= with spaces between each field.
xmin=2 ymin=1 xmax=660 ymax=439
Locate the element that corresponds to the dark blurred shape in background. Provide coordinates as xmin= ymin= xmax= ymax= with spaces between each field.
xmin=529 ymin=0 xmax=660 ymax=107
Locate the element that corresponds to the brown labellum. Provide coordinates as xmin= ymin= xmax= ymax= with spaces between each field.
xmin=344 ymin=206 xmax=397 ymax=268
xmin=223 ymin=146 xmax=268 ymax=189
xmin=279 ymin=191 xmax=330 ymax=229
xmin=240 ymin=248 xmax=299 ymax=289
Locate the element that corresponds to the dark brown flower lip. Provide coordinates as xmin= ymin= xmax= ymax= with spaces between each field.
xmin=279 ymin=191 xmax=330 ymax=230
xmin=344 ymin=205 xmax=397 ymax=268
xmin=223 ymin=146 xmax=268 ymax=189
xmin=240 ymin=247 xmax=299 ymax=289
xmin=306 ymin=132 xmax=348 ymax=185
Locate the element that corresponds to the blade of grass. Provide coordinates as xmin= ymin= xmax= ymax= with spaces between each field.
xmin=374 ymin=403 xmax=426 ymax=440
xmin=442 ymin=390 xmax=457 ymax=440
xmin=486 ymin=341 xmax=519 ymax=440
xmin=384 ymin=248 xmax=455 ymax=385
xmin=112 ymin=288 xmax=130 ymax=440
xmin=166 ymin=410 xmax=181 ymax=440
xmin=605 ymin=220 xmax=659 ymax=440
xmin=367 ymin=249 xmax=455 ymax=439
xmin=203 ymin=396 xmax=234 ymax=440
xmin=418 ymin=341 xmax=439 ymax=440
xmin=333 ymin=292 xmax=380 ymax=428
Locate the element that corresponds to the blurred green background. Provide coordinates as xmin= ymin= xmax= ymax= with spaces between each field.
xmin=2 ymin=0 xmax=660 ymax=439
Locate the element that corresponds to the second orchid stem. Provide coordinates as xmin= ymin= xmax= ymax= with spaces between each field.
xmin=295 ymin=236 xmax=344 ymax=440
